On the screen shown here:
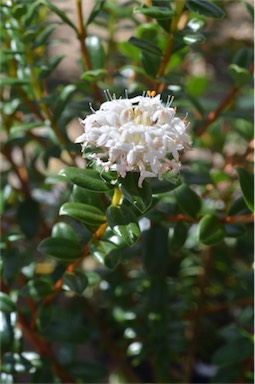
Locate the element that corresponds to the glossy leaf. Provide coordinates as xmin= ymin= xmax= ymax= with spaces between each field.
xmin=143 ymin=224 xmax=169 ymax=276
xmin=16 ymin=197 xmax=40 ymax=238
xmin=81 ymin=69 xmax=107 ymax=82
xmin=90 ymin=240 xmax=120 ymax=269
xmin=236 ymin=168 xmax=254 ymax=212
xmin=51 ymin=222 xmax=78 ymax=242
xmin=60 ymin=202 xmax=106 ymax=226
xmin=150 ymin=174 xmax=182 ymax=194
xmin=86 ymin=35 xmax=105 ymax=70
xmin=86 ymin=0 xmax=105 ymax=25
xmin=63 ymin=271 xmax=88 ymax=295
xmin=186 ymin=0 xmax=225 ymax=18
xmin=174 ymin=184 xmax=201 ymax=218
xmin=170 ymin=222 xmax=189 ymax=251
xmin=128 ymin=36 xmax=162 ymax=56
xmin=38 ymin=237 xmax=82 ymax=261
xmin=120 ymin=173 xmax=152 ymax=213
xmin=106 ymin=205 xmax=140 ymax=246
xmin=199 ymin=214 xmax=225 ymax=245
xmin=229 ymin=64 xmax=252 ymax=85
xmin=59 ymin=167 xmax=114 ymax=192
xmin=21 ymin=277 xmax=55 ymax=300
xmin=41 ymin=0 xmax=78 ymax=32
xmin=224 ymin=223 xmax=246 ymax=238
xmin=134 ymin=5 xmax=174 ymax=19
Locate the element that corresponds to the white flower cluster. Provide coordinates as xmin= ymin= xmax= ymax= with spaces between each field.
xmin=75 ymin=91 xmax=192 ymax=187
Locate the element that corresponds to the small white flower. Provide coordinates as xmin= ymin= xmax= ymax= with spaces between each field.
xmin=76 ymin=90 xmax=192 ymax=187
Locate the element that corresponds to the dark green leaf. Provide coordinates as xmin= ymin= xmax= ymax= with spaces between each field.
xmin=186 ymin=0 xmax=225 ymax=18
xmin=54 ymin=84 xmax=76 ymax=121
xmin=236 ymin=168 xmax=254 ymax=212
xmin=10 ymin=122 xmax=44 ymax=136
xmin=59 ymin=202 xmax=106 ymax=226
xmin=143 ymin=224 xmax=169 ymax=276
xmin=51 ymin=222 xmax=78 ymax=242
xmin=87 ymin=0 xmax=105 ymax=25
xmin=59 ymin=167 xmax=114 ymax=192
xmin=199 ymin=214 xmax=225 ymax=245
xmin=233 ymin=47 xmax=254 ymax=68
xmin=150 ymin=174 xmax=182 ymax=194
xmin=141 ymin=51 xmax=161 ymax=77
xmin=38 ymin=237 xmax=82 ymax=261
xmin=34 ymin=24 xmax=58 ymax=47
xmin=16 ymin=197 xmax=40 ymax=238
xmin=0 ymin=293 xmax=16 ymax=314
xmin=228 ymin=196 xmax=250 ymax=216
xmin=120 ymin=173 xmax=152 ymax=213
xmin=1 ymin=77 xmax=30 ymax=86
xmin=170 ymin=222 xmax=189 ymax=251
xmin=134 ymin=5 xmax=174 ymax=19
xmin=21 ymin=277 xmax=54 ymax=299
xmin=174 ymin=184 xmax=201 ymax=218
xmin=106 ymin=205 xmax=140 ymax=246
xmin=128 ymin=37 xmax=162 ymax=56
xmin=65 ymin=360 xmax=108 ymax=382
xmin=38 ymin=54 xmax=64 ymax=78
xmin=63 ymin=271 xmax=88 ymax=295
xmin=229 ymin=64 xmax=252 ymax=86
xmin=90 ymin=240 xmax=120 ymax=268
xmin=224 ymin=223 xmax=246 ymax=238
xmin=86 ymin=35 xmax=105 ymax=70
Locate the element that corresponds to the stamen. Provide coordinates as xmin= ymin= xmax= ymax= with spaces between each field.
xmin=147 ymin=90 xmax=157 ymax=97
xmin=125 ymin=89 xmax=129 ymax=99
xmin=166 ymin=95 xmax=174 ymax=108
xmin=89 ymin=102 xmax=96 ymax=113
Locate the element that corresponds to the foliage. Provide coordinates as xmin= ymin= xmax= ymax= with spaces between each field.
xmin=1 ymin=0 xmax=254 ymax=383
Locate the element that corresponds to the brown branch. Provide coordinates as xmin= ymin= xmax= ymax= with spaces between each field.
xmin=195 ymin=62 xmax=254 ymax=137
xmin=17 ymin=312 xmax=75 ymax=383
xmin=76 ymin=0 xmax=103 ymax=103
xmin=166 ymin=213 xmax=254 ymax=224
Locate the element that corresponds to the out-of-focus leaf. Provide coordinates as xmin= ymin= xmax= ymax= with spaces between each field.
xmin=228 ymin=196 xmax=250 ymax=216
xmin=170 ymin=222 xmax=189 ymax=251
xmin=233 ymin=47 xmax=254 ymax=68
xmin=10 ymin=122 xmax=43 ymax=136
xmin=81 ymin=69 xmax=107 ymax=82
xmin=86 ymin=35 xmax=105 ymax=69
xmin=199 ymin=214 xmax=225 ymax=245
xmin=229 ymin=64 xmax=252 ymax=86
xmin=38 ymin=237 xmax=82 ymax=261
xmin=120 ymin=173 xmax=152 ymax=213
xmin=1 ymin=77 xmax=30 ymax=86
xmin=141 ymin=51 xmax=161 ymax=77
xmin=236 ymin=168 xmax=254 ymax=212
xmin=59 ymin=168 xmax=114 ymax=192
xmin=16 ymin=197 xmax=40 ymax=238
xmin=106 ymin=205 xmax=140 ymax=246
xmin=34 ymin=24 xmax=58 ymax=47
xmin=128 ymin=37 xmax=162 ymax=56
xmin=54 ymin=84 xmax=76 ymax=121
xmin=0 ymin=293 xmax=16 ymax=314
xmin=65 ymin=360 xmax=108 ymax=382
xmin=63 ymin=271 xmax=88 ymax=295
xmin=134 ymin=5 xmax=174 ymax=19
xmin=174 ymin=184 xmax=201 ymax=218
xmin=143 ymin=224 xmax=169 ymax=276
xmin=40 ymin=0 xmax=78 ymax=33
xmin=87 ymin=0 xmax=105 ymax=25
xmin=21 ymin=277 xmax=54 ymax=300
xmin=185 ymin=75 xmax=208 ymax=97
xmin=150 ymin=174 xmax=182 ymax=194
xmin=38 ymin=54 xmax=64 ymax=78
xmin=224 ymin=223 xmax=246 ymax=238
xmin=59 ymin=202 xmax=106 ymax=226
xmin=186 ymin=0 xmax=225 ymax=18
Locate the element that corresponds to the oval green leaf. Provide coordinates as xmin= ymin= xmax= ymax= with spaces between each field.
xmin=120 ymin=173 xmax=152 ymax=213
xmin=59 ymin=202 xmax=106 ymax=226
xmin=0 ymin=292 xmax=16 ymax=314
xmin=63 ymin=271 xmax=88 ymax=295
xmin=236 ymin=168 xmax=254 ymax=212
xmin=38 ymin=237 xmax=82 ymax=261
xmin=59 ymin=167 xmax=114 ymax=192
xmin=174 ymin=184 xmax=201 ymax=218
xmin=186 ymin=0 xmax=225 ymax=19
xmin=199 ymin=214 xmax=225 ymax=245
xmin=106 ymin=205 xmax=141 ymax=246
xmin=52 ymin=222 xmax=78 ymax=242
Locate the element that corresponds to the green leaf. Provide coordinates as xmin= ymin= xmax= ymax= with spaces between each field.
xmin=21 ymin=277 xmax=54 ymax=300
xmin=185 ymin=75 xmax=208 ymax=97
xmin=59 ymin=167 xmax=114 ymax=192
xmin=65 ymin=360 xmax=108 ymax=382
xmin=143 ymin=224 xmax=169 ymax=276
xmin=128 ymin=37 xmax=162 ymax=56
xmin=1 ymin=77 xmax=30 ymax=86
xmin=54 ymin=84 xmax=76 ymax=121
xmin=134 ymin=5 xmax=174 ymax=19
xmin=40 ymin=0 xmax=78 ymax=33
xmin=170 ymin=222 xmax=189 ymax=251
xmin=106 ymin=205 xmax=140 ymax=246
xmin=174 ymin=184 xmax=201 ymax=218
xmin=120 ymin=173 xmax=152 ymax=213
xmin=141 ymin=51 xmax=161 ymax=77
xmin=224 ymin=223 xmax=246 ymax=238
xmin=86 ymin=0 xmax=106 ymax=25
xmin=10 ymin=122 xmax=44 ymax=136
xmin=86 ymin=35 xmax=105 ymax=70
xmin=38 ymin=237 xmax=82 ymax=261
xmin=90 ymin=240 xmax=120 ymax=269
xmin=34 ymin=24 xmax=58 ymax=47
xmin=229 ymin=64 xmax=252 ymax=86
xmin=63 ymin=271 xmax=88 ymax=295
xmin=199 ymin=214 xmax=225 ymax=245
xmin=118 ymin=41 xmax=140 ymax=61
xmin=16 ymin=197 xmax=40 ymax=238
xmin=0 ymin=293 xmax=16 ymax=314
xmin=233 ymin=47 xmax=254 ymax=68
xmin=59 ymin=202 xmax=106 ymax=226
xmin=236 ymin=168 xmax=254 ymax=212
xmin=174 ymin=30 xmax=205 ymax=45
xmin=51 ymin=222 xmax=78 ymax=242
xmin=81 ymin=69 xmax=107 ymax=82
xmin=186 ymin=0 xmax=225 ymax=18
xmin=38 ymin=54 xmax=64 ymax=78
xmin=150 ymin=174 xmax=182 ymax=194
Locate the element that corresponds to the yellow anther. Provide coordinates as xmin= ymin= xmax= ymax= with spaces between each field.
xmin=147 ymin=90 xmax=157 ymax=97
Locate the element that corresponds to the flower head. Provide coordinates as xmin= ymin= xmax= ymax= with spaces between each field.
xmin=76 ymin=91 xmax=192 ymax=187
